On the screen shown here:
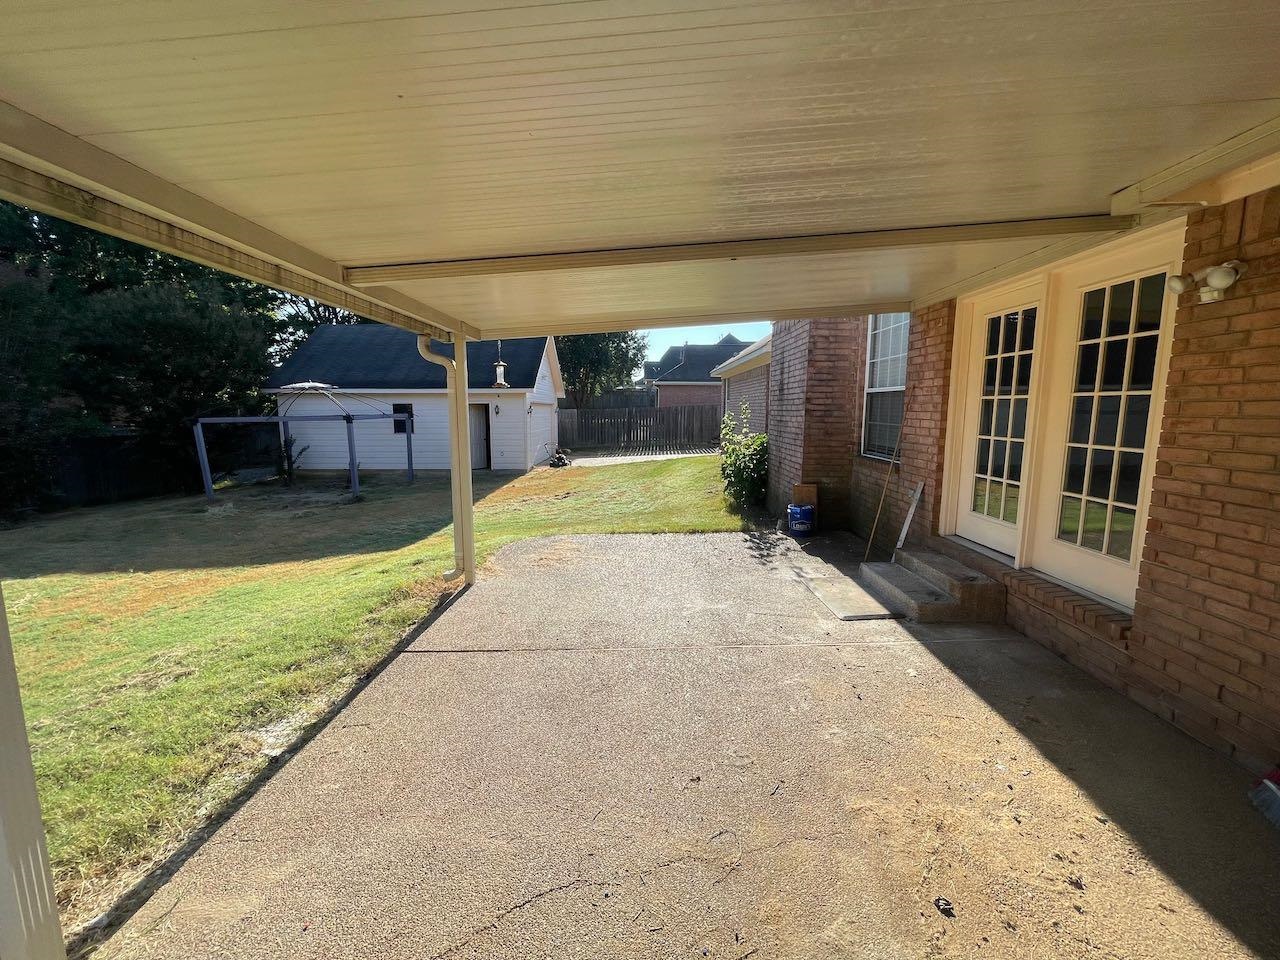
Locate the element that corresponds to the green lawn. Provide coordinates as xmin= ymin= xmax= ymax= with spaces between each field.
xmin=0 ymin=456 xmax=744 ymax=927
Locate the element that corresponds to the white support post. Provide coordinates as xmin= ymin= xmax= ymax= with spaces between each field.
xmin=417 ymin=335 xmax=477 ymax=585
xmin=448 ymin=342 xmax=477 ymax=585
xmin=0 ymin=585 xmax=66 ymax=960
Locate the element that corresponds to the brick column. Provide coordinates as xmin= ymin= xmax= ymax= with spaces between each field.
xmin=1129 ymin=186 xmax=1280 ymax=767
xmin=766 ymin=318 xmax=857 ymax=522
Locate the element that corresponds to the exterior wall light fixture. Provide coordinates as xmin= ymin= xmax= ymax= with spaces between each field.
xmin=1167 ymin=260 xmax=1247 ymax=303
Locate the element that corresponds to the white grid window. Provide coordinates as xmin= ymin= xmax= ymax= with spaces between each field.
xmin=1056 ymin=273 xmax=1165 ymax=562
xmin=971 ymin=306 xmax=1037 ymax=525
xmin=863 ymin=313 xmax=910 ymax=459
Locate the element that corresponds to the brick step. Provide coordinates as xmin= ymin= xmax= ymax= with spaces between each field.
xmin=858 ymin=562 xmax=968 ymax=623
xmin=895 ymin=549 xmax=1006 ymax=622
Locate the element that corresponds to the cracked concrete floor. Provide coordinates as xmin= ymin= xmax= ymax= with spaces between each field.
xmin=100 ymin=533 xmax=1280 ymax=960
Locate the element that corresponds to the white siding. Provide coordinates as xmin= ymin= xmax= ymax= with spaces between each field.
xmin=530 ymin=348 xmax=558 ymax=404
xmin=482 ymin=396 xmax=529 ymax=470
xmin=277 ymin=390 xmax=528 ymax=471
xmin=529 ymin=403 xmax=557 ymax=465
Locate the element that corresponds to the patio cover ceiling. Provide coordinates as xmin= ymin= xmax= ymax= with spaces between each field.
xmin=1 ymin=0 xmax=1279 ymax=338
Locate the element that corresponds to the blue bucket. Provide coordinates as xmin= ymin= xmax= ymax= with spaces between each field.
xmin=788 ymin=503 xmax=815 ymax=537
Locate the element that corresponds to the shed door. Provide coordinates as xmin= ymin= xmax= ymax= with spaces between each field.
xmin=468 ymin=404 xmax=490 ymax=469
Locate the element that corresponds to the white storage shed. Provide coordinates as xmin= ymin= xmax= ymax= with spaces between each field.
xmin=266 ymin=326 xmax=564 ymax=472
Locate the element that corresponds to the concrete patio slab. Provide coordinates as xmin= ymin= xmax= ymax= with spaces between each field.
xmin=99 ymin=534 xmax=1280 ymax=960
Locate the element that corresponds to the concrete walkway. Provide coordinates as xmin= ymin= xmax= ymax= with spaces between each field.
xmin=102 ymin=534 xmax=1280 ymax=960
xmin=566 ymin=447 xmax=717 ymax=467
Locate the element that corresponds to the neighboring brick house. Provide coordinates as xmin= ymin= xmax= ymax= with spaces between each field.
xmin=710 ymin=334 xmax=771 ymax=433
xmin=643 ymin=335 xmax=746 ymax=412
xmin=766 ymin=174 xmax=1280 ymax=771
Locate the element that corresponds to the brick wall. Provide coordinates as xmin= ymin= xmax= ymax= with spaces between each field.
xmin=766 ymin=319 xmax=811 ymax=514
xmin=847 ymin=301 xmax=957 ymax=556
xmin=762 ymin=189 xmax=1280 ymax=770
xmin=1124 ymin=186 xmax=1280 ymax=768
xmin=724 ymin=363 xmax=769 ymax=433
xmin=656 ymin=383 xmax=722 ymax=412
xmin=800 ymin=320 xmax=858 ymax=526
xmin=765 ymin=318 xmax=858 ymax=523
xmin=766 ymin=307 xmax=955 ymax=536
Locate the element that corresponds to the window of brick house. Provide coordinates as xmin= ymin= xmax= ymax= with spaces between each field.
xmin=862 ymin=312 xmax=910 ymax=459
xmin=392 ymin=402 xmax=413 ymax=433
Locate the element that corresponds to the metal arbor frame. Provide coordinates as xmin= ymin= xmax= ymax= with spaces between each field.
xmin=193 ymin=410 xmax=416 ymax=501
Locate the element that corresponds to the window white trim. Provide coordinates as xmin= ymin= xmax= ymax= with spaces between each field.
xmin=862 ymin=312 xmax=910 ymax=460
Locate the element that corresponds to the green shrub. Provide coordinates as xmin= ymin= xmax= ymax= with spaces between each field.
xmin=719 ymin=401 xmax=768 ymax=507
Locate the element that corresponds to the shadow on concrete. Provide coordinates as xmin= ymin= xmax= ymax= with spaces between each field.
xmin=899 ymin=616 xmax=1280 ymax=958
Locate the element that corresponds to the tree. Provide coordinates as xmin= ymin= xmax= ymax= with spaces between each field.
xmin=0 ymin=265 xmax=73 ymax=506
xmin=269 ymin=292 xmax=364 ymax=363
xmin=0 ymin=199 xmax=356 ymax=507
xmin=555 ymin=332 xmax=648 ymax=408
xmin=63 ymin=281 xmax=271 ymax=484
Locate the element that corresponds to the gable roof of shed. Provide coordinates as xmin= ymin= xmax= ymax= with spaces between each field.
xmin=266 ymin=325 xmax=549 ymax=391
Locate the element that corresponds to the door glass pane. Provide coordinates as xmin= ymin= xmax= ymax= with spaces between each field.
xmin=1069 ymin=397 xmax=1092 ymax=444
xmin=1081 ymin=501 xmax=1108 ymax=551
xmin=986 ymin=480 xmax=1005 ymax=518
xmin=972 ymin=478 xmax=988 ymax=514
xmin=970 ymin=305 xmax=1038 ymax=526
xmin=1107 ymin=507 xmax=1136 ymax=560
xmin=1008 ymin=441 xmax=1024 ymax=483
xmin=1101 ymin=339 xmax=1128 ymax=391
xmin=1135 ymin=275 xmax=1165 ymax=333
xmin=1093 ymin=396 xmax=1121 ymax=446
xmin=1058 ymin=272 xmax=1166 ymax=562
xmin=1003 ymin=484 xmax=1020 ymax=523
xmin=1115 ymin=452 xmax=1142 ymax=505
xmin=1076 ymin=343 xmax=1099 ymax=391
xmin=1129 ymin=335 xmax=1158 ymax=390
xmin=1064 ymin=447 xmax=1086 ymax=494
xmin=1106 ymin=280 xmax=1135 ymax=338
xmin=1082 ymin=288 xmax=1105 ymax=340
xmin=1121 ymin=395 xmax=1150 ymax=448
xmin=1058 ymin=496 xmax=1082 ymax=543
xmin=994 ymin=399 xmax=1010 ymax=435
xmin=1088 ymin=449 xmax=1114 ymax=499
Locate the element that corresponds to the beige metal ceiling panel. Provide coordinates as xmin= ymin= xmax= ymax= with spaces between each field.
xmin=0 ymin=0 xmax=1277 ymax=335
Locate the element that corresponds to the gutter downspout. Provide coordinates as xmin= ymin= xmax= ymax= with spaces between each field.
xmin=418 ymin=335 xmax=476 ymax=585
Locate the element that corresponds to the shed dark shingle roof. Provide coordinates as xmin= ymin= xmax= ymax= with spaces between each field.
xmin=646 ymin=334 xmax=746 ymax=383
xmin=266 ymin=325 xmax=549 ymax=391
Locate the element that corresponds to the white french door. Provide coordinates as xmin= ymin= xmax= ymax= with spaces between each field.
xmin=1027 ymin=233 xmax=1181 ymax=607
xmin=955 ymin=283 xmax=1044 ymax=555
xmin=946 ymin=220 xmax=1184 ymax=609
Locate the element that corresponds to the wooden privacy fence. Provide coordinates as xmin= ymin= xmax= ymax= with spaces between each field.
xmin=558 ymin=404 xmax=721 ymax=450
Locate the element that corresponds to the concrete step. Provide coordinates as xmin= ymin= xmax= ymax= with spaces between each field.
xmin=895 ymin=549 xmax=1006 ymax=623
xmin=858 ymin=562 xmax=968 ymax=623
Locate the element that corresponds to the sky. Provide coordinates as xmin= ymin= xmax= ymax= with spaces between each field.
xmin=639 ymin=322 xmax=771 ymax=360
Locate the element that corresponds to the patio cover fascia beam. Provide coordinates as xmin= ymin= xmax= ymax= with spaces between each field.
xmin=0 ymin=101 xmax=478 ymax=341
xmin=343 ymin=215 xmax=1136 ymax=285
